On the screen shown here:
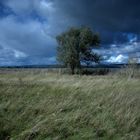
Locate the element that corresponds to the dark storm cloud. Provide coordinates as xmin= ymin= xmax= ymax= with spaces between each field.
xmin=52 ymin=0 xmax=140 ymax=63
xmin=0 ymin=0 xmax=140 ymax=65
xmin=52 ymin=0 xmax=140 ymax=51
xmin=54 ymin=0 xmax=140 ymax=33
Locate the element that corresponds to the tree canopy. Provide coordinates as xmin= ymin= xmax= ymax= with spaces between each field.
xmin=56 ymin=27 xmax=101 ymax=74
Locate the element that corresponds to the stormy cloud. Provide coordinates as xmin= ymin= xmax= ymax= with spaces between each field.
xmin=0 ymin=0 xmax=140 ymax=65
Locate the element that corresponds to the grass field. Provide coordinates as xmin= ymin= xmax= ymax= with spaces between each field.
xmin=0 ymin=69 xmax=140 ymax=140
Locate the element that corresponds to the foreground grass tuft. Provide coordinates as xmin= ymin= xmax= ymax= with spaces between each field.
xmin=0 ymin=69 xmax=140 ymax=140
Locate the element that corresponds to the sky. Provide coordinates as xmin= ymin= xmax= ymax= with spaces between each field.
xmin=0 ymin=0 xmax=140 ymax=66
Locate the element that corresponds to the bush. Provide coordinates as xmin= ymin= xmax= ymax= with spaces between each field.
xmin=81 ymin=68 xmax=110 ymax=75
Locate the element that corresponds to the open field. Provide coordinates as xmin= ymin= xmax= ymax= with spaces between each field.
xmin=0 ymin=69 xmax=140 ymax=140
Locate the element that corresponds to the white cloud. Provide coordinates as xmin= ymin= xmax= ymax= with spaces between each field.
xmin=0 ymin=14 xmax=57 ymax=65
xmin=14 ymin=50 xmax=27 ymax=58
xmin=107 ymin=54 xmax=128 ymax=63
xmin=40 ymin=0 xmax=54 ymax=13
xmin=0 ymin=15 xmax=56 ymax=55
xmin=0 ymin=0 xmax=61 ymax=65
xmin=94 ymin=41 xmax=140 ymax=63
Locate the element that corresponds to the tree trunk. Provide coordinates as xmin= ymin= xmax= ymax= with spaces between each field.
xmin=71 ymin=65 xmax=75 ymax=75
xmin=78 ymin=60 xmax=82 ymax=75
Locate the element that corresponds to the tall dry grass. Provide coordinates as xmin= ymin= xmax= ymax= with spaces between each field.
xmin=0 ymin=69 xmax=140 ymax=140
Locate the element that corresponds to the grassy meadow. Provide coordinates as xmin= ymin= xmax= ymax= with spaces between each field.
xmin=0 ymin=68 xmax=140 ymax=140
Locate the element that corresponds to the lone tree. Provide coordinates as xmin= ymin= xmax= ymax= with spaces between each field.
xmin=56 ymin=27 xmax=101 ymax=74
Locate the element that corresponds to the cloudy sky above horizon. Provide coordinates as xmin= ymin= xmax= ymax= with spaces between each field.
xmin=0 ymin=0 xmax=140 ymax=66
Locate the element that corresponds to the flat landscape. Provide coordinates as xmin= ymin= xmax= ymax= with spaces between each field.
xmin=0 ymin=69 xmax=140 ymax=140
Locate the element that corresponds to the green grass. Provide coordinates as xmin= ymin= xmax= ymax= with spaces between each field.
xmin=0 ymin=69 xmax=140 ymax=140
